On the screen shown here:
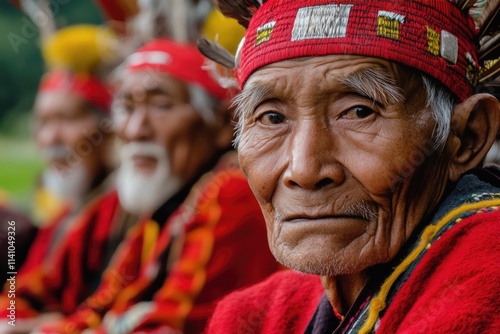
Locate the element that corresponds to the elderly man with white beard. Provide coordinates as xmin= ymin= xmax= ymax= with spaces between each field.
xmin=28 ymin=38 xmax=280 ymax=334
xmin=30 ymin=25 xmax=117 ymax=230
xmin=0 ymin=25 xmax=118 ymax=333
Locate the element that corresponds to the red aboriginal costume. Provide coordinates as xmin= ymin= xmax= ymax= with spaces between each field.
xmin=0 ymin=67 xmax=114 ymax=317
xmin=32 ymin=38 xmax=280 ymax=333
xmin=207 ymin=168 xmax=500 ymax=334
xmin=35 ymin=153 xmax=279 ymax=333
xmin=204 ymin=0 xmax=500 ymax=333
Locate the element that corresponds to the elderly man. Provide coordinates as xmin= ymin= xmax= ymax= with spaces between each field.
xmin=33 ymin=38 xmax=279 ymax=334
xmin=203 ymin=0 xmax=500 ymax=333
xmin=0 ymin=25 xmax=117 ymax=332
xmin=21 ymin=25 xmax=116 ymax=271
xmin=32 ymin=25 xmax=116 ymax=224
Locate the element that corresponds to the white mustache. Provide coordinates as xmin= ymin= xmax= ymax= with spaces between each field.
xmin=120 ymin=142 xmax=167 ymax=162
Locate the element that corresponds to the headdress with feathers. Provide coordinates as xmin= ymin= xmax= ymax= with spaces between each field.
xmin=11 ymin=0 xmax=119 ymax=111
xmin=101 ymin=0 xmax=244 ymax=93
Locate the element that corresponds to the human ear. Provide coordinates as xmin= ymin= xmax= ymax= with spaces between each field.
xmin=448 ymin=94 xmax=500 ymax=182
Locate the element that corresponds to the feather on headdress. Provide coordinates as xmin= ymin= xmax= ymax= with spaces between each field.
xmin=210 ymin=0 xmax=265 ymax=27
xmin=198 ymin=9 xmax=246 ymax=89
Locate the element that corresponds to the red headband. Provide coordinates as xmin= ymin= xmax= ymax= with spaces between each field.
xmin=238 ymin=0 xmax=479 ymax=101
xmin=125 ymin=38 xmax=228 ymax=101
xmin=39 ymin=70 xmax=112 ymax=112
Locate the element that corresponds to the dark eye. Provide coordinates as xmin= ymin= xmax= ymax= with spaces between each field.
xmin=342 ymin=106 xmax=374 ymax=119
xmin=259 ymin=112 xmax=286 ymax=125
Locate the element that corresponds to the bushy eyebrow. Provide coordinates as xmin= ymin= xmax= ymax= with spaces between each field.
xmin=232 ymin=66 xmax=405 ymax=147
xmin=236 ymin=67 xmax=403 ymax=117
xmin=233 ymin=82 xmax=273 ymax=120
xmin=339 ymin=68 xmax=404 ymax=106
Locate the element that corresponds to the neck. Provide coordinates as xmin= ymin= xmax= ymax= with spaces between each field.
xmin=321 ymin=271 xmax=370 ymax=317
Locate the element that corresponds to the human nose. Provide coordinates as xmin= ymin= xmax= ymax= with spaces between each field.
xmin=121 ymin=107 xmax=154 ymax=141
xmin=283 ymin=120 xmax=345 ymax=190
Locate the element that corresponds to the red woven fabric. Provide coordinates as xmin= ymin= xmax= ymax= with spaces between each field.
xmin=39 ymin=70 xmax=113 ymax=112
xmin=0 ymin=191 xmax=120 ymax=319
xmin=206 ymin=209 xmax=500 ymax=333
xmin=14 ymin=204 xmax=71 ymax=277
xmin=238 ymin=0 xmax=479 ymax=101
xmin=126 ymin=39 xmax=228 ymax=101
xmin=377 ymin=209 xmax=500 ymax=333
xmin=206 ymin=271 xmax=324 ymax=334
xmin=36 ymin=159 xmax=280 ymax=333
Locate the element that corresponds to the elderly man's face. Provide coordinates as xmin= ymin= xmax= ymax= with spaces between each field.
xmin=238 ymin=55 xmax=452 ymax=276
xmin=112 ymin=71 xmax=222 ymax=213
xmin=33 ymin=91 xmax=110 ymax=198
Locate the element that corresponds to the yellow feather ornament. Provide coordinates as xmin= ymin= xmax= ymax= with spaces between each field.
xmin=42 ymin=25 xmax=119 ymax=74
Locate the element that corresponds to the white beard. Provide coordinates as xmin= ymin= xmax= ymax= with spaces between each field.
xmin=41 ymin=145 xmax=91 ymax=204
xmin=116 ymin=142 xmax=182 ymax=215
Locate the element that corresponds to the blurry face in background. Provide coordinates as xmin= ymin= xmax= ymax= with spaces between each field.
xmin=112 ymin=70 xmax=222 ymax=213
xmin=33 ymin=91 xmax=111 ymax=199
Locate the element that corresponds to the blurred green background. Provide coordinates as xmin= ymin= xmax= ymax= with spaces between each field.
xmin=0 ymin=1 xmax=104 ymax=209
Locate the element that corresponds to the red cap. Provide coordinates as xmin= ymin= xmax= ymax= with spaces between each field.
xmin=238 ymin=0 xmax=479 ymax=101
xmin=125 ymin=38 xmax=228 ymax=101
xmin=39 ymin=70 xmax=113 ymax=112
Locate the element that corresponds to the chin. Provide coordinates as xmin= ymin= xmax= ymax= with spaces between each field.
xmin=271 ymin=238 xmax=376 ymax=277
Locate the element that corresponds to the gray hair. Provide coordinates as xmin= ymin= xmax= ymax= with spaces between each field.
xmin=421 ymin=74 xmax=457 ymax=151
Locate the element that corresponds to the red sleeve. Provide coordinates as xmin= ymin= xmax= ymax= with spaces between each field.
xmin=36 ymin=219 xmax=150 ymax=333
xmin=0 ymin=191 xmax=120 ymax=319
xmin=206 ymin=270 xmax=324 ymax=334
xmin=378 ymin=209 xmax=500 ymax=333
xmin=128 ymin=169 xmax=282 ymax=333
xmin=17 ymin=205 xmax=71 ymax=275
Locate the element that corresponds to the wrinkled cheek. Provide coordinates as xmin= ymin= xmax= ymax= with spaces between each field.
xmin=238 ymin=136 xmax=282 ymax=204
xmin=355 ymin=159 xmax=416 ymax=197
xmin=266 ymin=221 xmax=287 ymax=258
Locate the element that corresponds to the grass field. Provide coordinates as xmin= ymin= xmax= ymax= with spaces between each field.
xmin=0 ymin=137 xmax=43 ymax=208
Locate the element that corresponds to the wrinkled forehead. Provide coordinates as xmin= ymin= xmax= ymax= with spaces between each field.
xmin=247 ymin=55 xmax=399 ymax=82
xmin=243 ymin=55 xmax=411 ymax=105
